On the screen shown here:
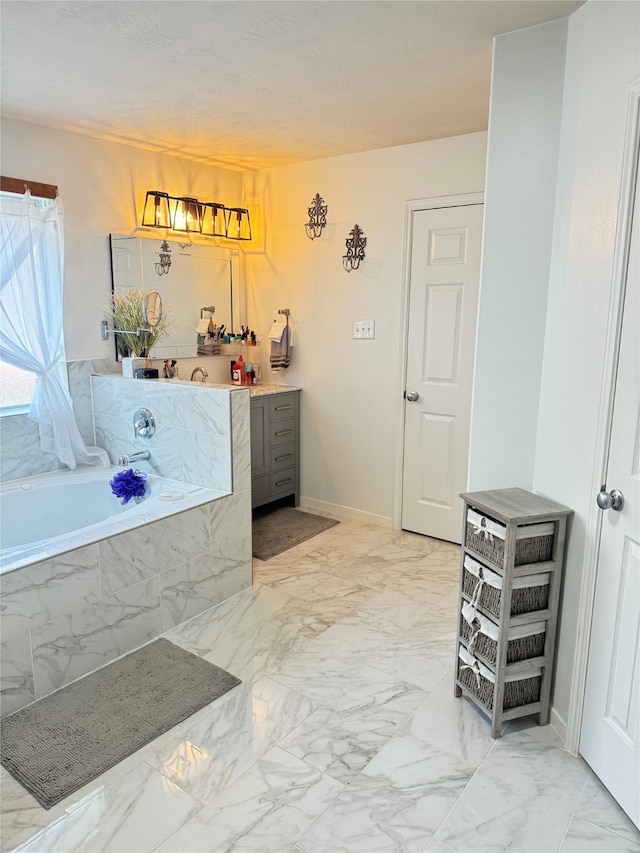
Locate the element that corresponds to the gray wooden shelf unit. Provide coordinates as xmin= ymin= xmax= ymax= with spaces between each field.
xmin=250 ymin=390 xmax=300 ymax=508
xmin=454 ymin=487 xmax=572 ymax=738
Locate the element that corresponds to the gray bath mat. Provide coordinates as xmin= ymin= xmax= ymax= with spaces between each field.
xmin=252 ymin=506 xmax=339 ymax=560
xmin=0 ymin=638 xmax=240 ymax=809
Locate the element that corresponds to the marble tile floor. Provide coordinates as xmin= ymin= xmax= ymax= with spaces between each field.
xmin=1 ymin=518 xmax=638 ymax=853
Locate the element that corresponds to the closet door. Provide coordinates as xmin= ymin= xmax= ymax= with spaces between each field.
xmin=402 ymin=202 xmax=483 ymax=543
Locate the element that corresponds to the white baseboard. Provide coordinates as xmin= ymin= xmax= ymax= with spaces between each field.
xmin=299 ymin=496 xmax=393 ymax=529
xmin=550 ymin=706 xmax=569 ymax=749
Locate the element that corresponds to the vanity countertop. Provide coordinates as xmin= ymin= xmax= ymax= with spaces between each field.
xmin=246 ymin=383 xmax=301 ymax=397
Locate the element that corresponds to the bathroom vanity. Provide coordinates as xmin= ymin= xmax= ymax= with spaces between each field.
xmin=249 ymin=385 xmax=301 ymax=508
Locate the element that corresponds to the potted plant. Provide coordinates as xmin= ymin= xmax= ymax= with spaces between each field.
xmin=106 ymin=289 xmax=171 ymax=375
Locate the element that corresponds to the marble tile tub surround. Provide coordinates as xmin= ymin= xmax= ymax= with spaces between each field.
xmin=91 ymin=374 xmax=237 ymax=492
xmin=0 ymin=493 xmax=251 ymax=716
xmin=0 ymin=381 xmax=252 ymax=717
xmin=2 ymin=520 xmax=638 ymax=853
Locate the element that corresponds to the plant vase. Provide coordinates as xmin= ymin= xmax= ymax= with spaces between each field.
xmin=121 ymin=357 xmax=147 ymax=378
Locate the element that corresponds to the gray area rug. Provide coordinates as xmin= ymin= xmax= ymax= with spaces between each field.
xmin=0 ymin=638 xmax=240 ymax=809
xmin=252 ymin=506 xmax=340 ymax=560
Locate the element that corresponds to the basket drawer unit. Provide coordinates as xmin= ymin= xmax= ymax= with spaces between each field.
xmin=466 ymin=507 xmax=554 ymax=566
xmin=455 ymin=488 xmax=573 ymax=738
xmin=459 ymin=609 xmax=546 ymax=665
xmin=457 ymin=647 xmax=542 ymax=712
xmin=462 ymin=555 xmax=550 ymax=617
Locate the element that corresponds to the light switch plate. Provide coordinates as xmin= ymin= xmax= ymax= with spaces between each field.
xmin=353 ymin=320 xmax=375 ymax=339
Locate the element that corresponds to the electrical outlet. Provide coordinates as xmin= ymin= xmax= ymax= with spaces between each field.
xmin=353 ymin=320 xmax=375 ymax=339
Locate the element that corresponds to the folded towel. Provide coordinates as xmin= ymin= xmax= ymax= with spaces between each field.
xmin=268 ymin=321 xmax=287 ymax=343
xmin=270 ymin=324 xmax=291 ymax=370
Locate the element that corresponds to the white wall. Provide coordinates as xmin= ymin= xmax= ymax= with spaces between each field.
xmin=468 ymin=19 xmax=568 ymax=491
xmin=471 ymin=1 xmax=638 ymax=732
xmin=243 ymin=134 xmax=488 ymax=523
xmin=0 ymin=118 xmax=243 ymax=382
xmin=533 ymin=0 xmax=640 ymax=729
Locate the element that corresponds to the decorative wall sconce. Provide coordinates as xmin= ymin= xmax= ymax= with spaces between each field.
xmin=305 ymin=193 xmax=328 ymax=240
xmin=154 ymin=240 xmax=172 ymax=276
xmin=141 ymin=190 xmax=251 ymax=241
xmin=342 ymin=224 xmax=367 ymax=272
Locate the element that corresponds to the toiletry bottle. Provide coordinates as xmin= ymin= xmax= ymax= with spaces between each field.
xmin=236 ymin=354 xmax=246 ymax=384
xmin=230 ymin=359 xmax=236 ymax=381
xmin=246 ymin=363 xmax=253 ymax=385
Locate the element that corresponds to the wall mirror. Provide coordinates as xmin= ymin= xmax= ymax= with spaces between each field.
xmin=109 ymin=234 xmax=239 ymax=359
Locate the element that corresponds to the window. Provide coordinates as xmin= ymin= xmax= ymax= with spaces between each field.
xmin=0 ymin=179 xmax=57 ymax=414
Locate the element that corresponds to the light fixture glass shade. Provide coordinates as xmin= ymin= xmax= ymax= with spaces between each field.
xmin=142 ymin=191 xmax=172 ymax=228
xmin=172 ymin=196 xmax=203 ymax=233
xmin=224 ymin=207 xmax=252 ymax=241
xmin=201 ymin=202 xmax=226 ymax=237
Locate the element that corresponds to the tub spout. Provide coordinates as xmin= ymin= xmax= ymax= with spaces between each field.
xmin=118 ymin=450 xmax=150 ymax=467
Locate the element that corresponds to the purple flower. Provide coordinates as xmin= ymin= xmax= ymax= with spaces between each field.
xmin=110 ymin=468 xmax=147 ymax=505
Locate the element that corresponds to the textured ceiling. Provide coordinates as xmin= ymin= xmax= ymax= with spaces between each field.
xmin=1 ymin=0 xmax=583 ymax=171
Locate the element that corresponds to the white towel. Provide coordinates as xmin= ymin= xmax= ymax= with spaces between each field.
xmin=270 ymin=324 xmax=291 ymax=370
xmin=268 ymin=321 xmax=287 ymax=343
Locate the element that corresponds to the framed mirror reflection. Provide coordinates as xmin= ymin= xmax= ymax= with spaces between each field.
xmin=109 ymin=234 xmax=239 ymax=360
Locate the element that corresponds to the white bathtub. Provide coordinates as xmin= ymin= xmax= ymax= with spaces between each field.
xmin=0 ymin=467 xmax=229 ymax=574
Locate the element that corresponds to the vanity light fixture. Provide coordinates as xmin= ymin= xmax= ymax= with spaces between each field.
xmin=154 ymin=240 xmax=172 ymax=276
xmin=201 ymin=202 xmax=226 ymax=237
xmin=224 ymin=207 xmax=252 ymax=241
xmin=172 ymin=196 xmax=203 ymax=233
xmin=140 ymin=191 xmax=251 ymax=241
xmin=305 ymin=193 xmax=328 ymax=240
xmin=142 ymin=191 xmax=172 ymax=228
xmin=342 ymin=224 xmax=367 ymax=272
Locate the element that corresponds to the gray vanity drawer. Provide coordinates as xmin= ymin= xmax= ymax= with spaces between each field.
xmin=271 ymin=443 xmax=295 ymax=471
xmin=251 ymin=474 xmax=271 ymax=504
xmin=270 ymin=468 xmax=296 ymax=497
xmin=270 ymin=419 xmax=295 ymax=446
xmin=269 ymin=394 xmax=296 ymax=421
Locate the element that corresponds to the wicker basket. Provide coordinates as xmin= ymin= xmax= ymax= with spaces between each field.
xmin=457 ymin=650 xmax=542 ymax=711
xmin=460 ymin=615 xmax=546 ymax=665
xmin=466 ymin=508 xmax=554 ymax=567
xmin=462 ymin=556 xmax=550 ymax=617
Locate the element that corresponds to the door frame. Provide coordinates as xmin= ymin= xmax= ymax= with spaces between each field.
xmin=392 ymin=192 xmax=484 ymax=531
xmin=565 ymin=79 xmax=640 ymax=755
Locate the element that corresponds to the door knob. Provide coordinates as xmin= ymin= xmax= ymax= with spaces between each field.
xmin=405 ymin=390 xmax=420 ymax=402
xmin=596 ymin=487 xmax=625 ymax=512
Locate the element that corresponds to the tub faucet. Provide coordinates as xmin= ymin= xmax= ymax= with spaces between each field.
xmin=118 ymin=450 xmax=150 ymax=467
xmin=190 ymin=366 xmax=208 ymax=383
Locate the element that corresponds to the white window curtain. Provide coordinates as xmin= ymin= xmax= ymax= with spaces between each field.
xmin=0 ymin=191 xmax=109 ymax=469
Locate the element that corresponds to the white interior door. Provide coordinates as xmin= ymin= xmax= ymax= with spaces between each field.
xmin=401 ymin=203 xmax=483 ymax=543
xmin=580 ymin=163 xmax=639 ymax=827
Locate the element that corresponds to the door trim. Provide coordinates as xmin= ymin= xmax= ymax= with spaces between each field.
xmin=565 ymin=79 xmax=640 ymax=755
xmin=392 ymin=193 xmax=484 ymax=531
